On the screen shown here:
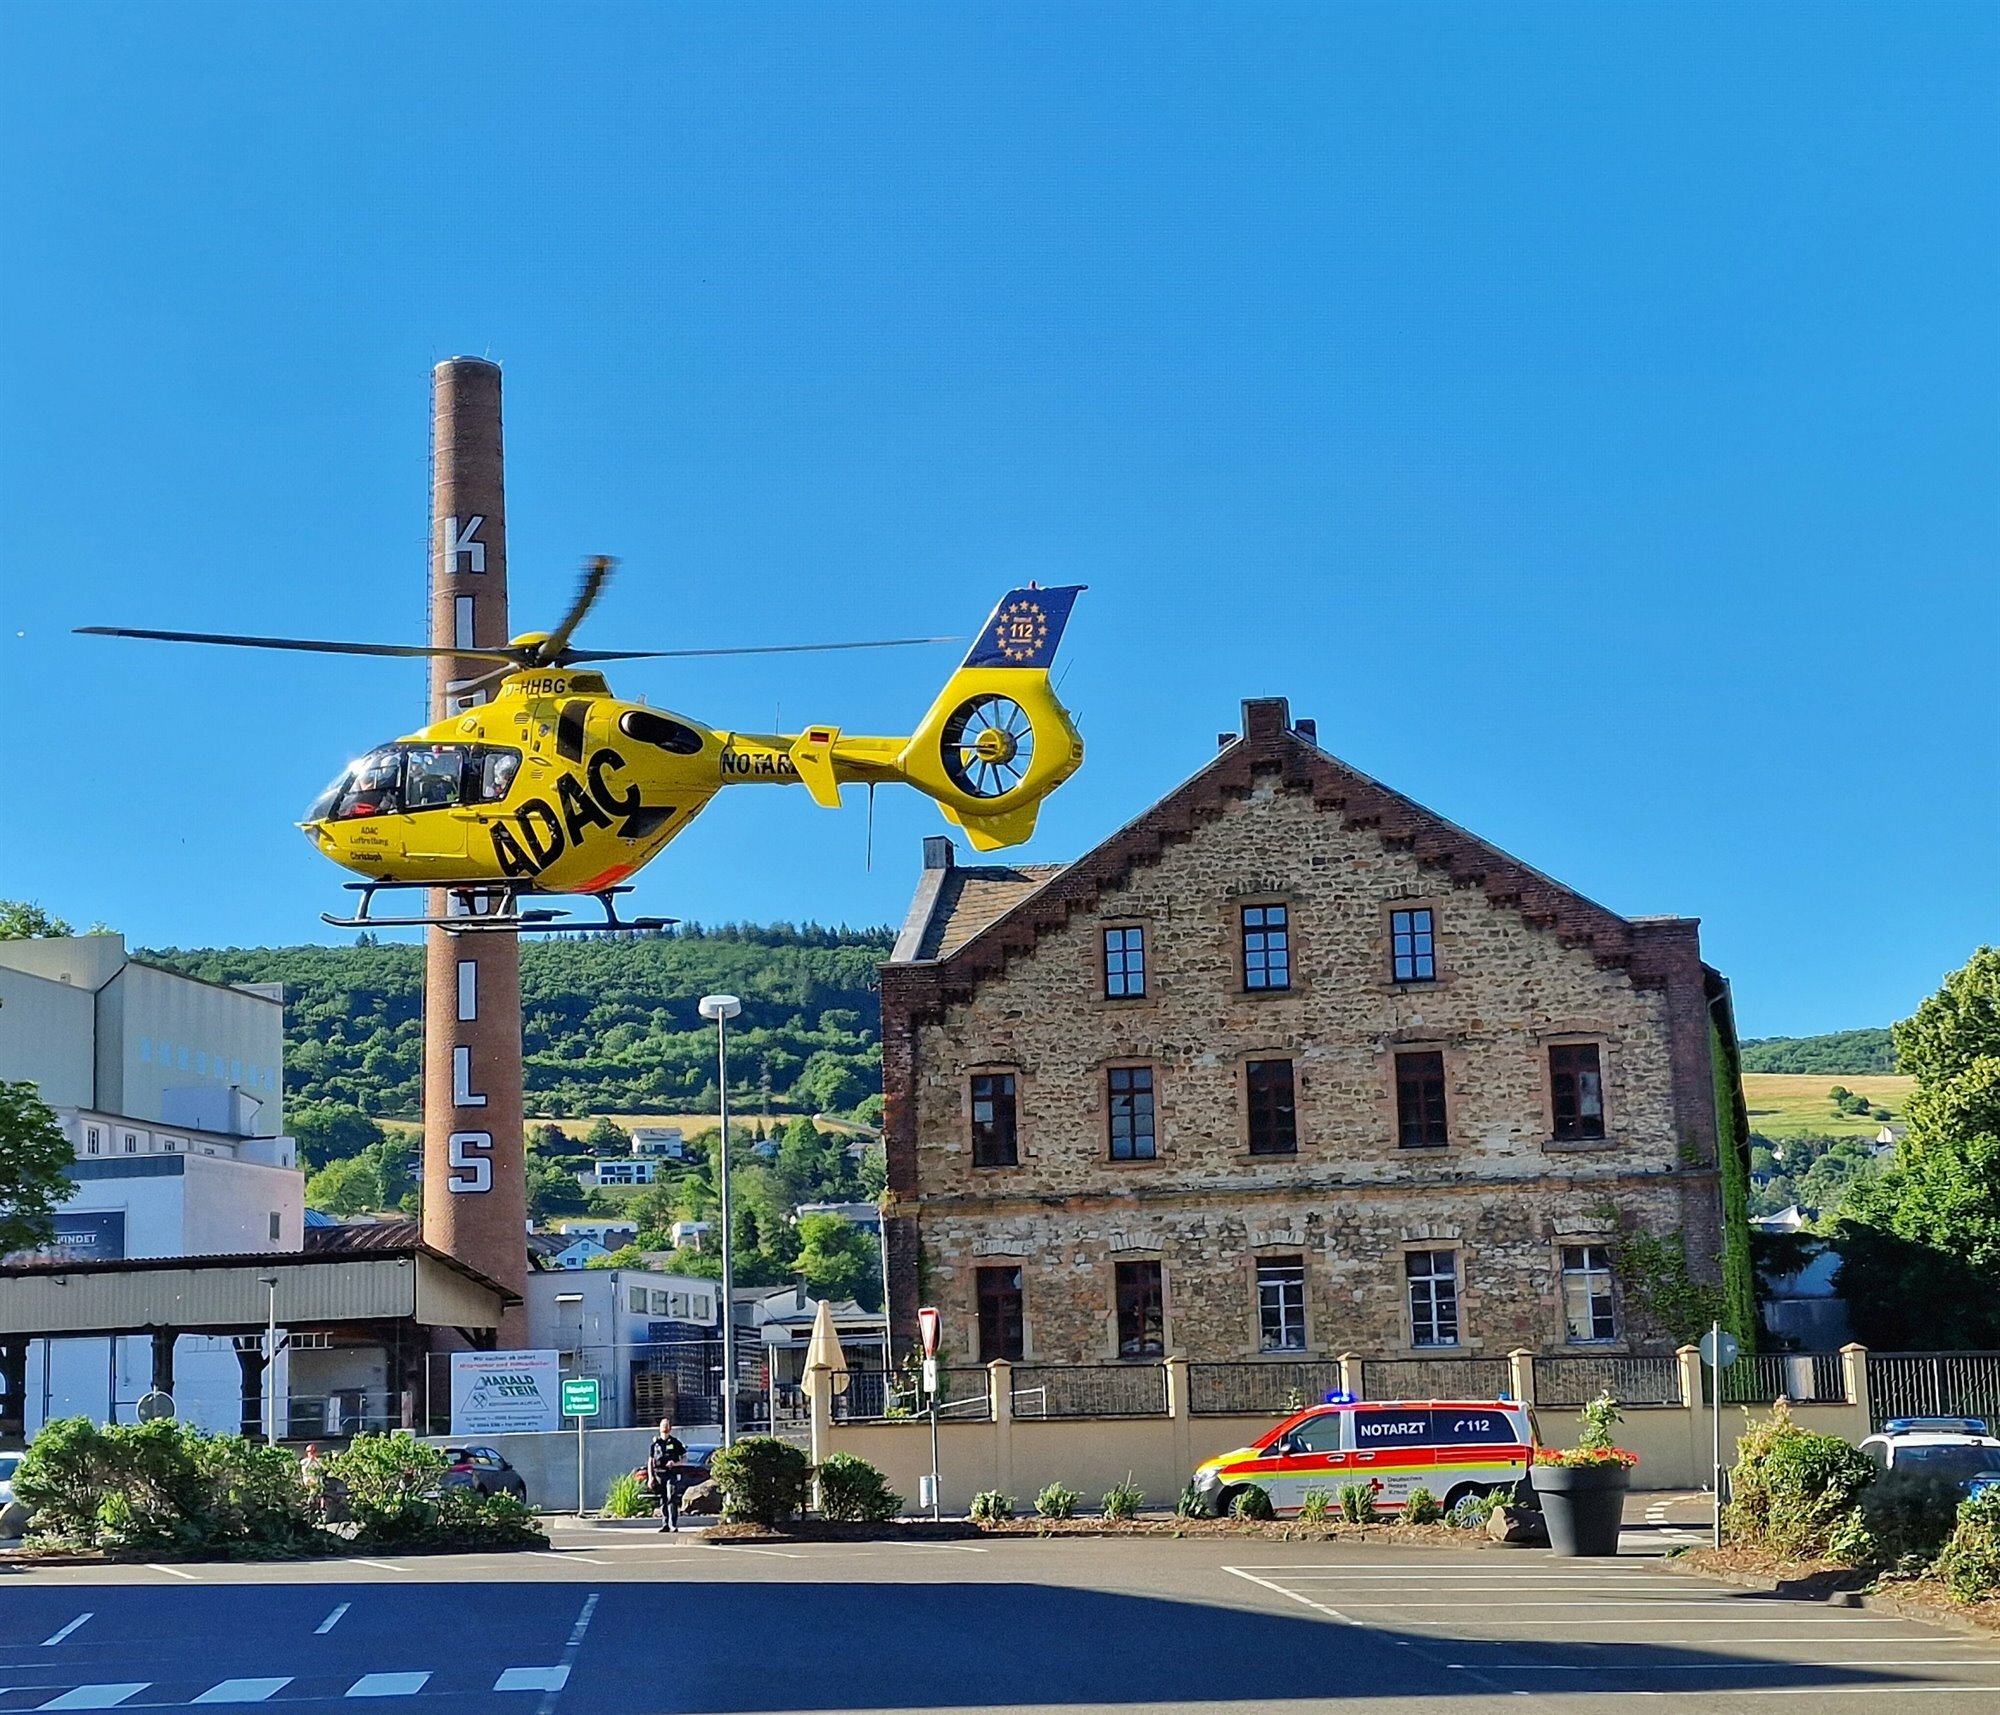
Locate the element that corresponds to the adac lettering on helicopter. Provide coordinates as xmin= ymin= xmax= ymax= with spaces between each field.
xmin=489 ymin=746 xmax=671 ymax=877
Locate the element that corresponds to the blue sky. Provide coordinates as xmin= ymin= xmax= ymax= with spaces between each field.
xmin=1 ymin=2 xmax=1993 ymax=1036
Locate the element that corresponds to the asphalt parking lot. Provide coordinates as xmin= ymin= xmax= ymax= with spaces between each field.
xmin=0 ymin=1510 xmax=1994 ymax=1713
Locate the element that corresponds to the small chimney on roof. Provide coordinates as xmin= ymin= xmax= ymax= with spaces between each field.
xmin=922 ymin=835 xmax=956 ymax=871
xmin=1294 ymin=718 xmax=1317 ymax=744
xmin=1216 ymin=732 xmax=1237 ymax=751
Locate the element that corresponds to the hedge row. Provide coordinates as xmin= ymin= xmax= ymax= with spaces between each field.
xmin=1726 ymin=1401 xmax=2000 ymax=1602
xmin=15 ymin=1419 xmax=542 ymax=1559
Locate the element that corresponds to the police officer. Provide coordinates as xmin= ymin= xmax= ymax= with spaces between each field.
xmin=646 ymin=1418 xmax=689 ymax=1532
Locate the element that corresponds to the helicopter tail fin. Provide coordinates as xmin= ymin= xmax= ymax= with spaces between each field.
xmin=886 ymin=585 xmax=1086 ymax=849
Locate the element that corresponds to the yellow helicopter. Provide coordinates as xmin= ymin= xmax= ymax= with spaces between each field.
xmin=80 ymin=564 xmax=1085 ymax=932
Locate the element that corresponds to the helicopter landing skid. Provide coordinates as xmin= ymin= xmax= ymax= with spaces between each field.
xmin=321 ymin=882 xmax=676 ymax=936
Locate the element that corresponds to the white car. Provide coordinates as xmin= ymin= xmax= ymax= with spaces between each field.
xmin=0 ymin=1450 xmax=27 ymax=1538
xmin=1859 ymin=1417 xmax=2000 ymax=1493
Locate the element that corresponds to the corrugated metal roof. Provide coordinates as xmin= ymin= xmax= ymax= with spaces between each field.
xmin=0 ymin=1240 xmax=517 ymax=1337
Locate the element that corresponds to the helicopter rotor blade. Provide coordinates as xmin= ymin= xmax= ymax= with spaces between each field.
xmin=74 ymin=626 xmax=525 ymax=665
xmin=567 ymin=635 xmax=963 ymax=663
xmin=539 ymin=555 xmax=616 ymax=666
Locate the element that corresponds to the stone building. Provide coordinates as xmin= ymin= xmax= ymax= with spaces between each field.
xmin=879 ymin=698 xmax=1752 ymax=1369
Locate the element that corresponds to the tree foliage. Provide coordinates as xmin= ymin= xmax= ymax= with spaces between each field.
xmin=0 ymin=1081 xmax=77 ymax=1256
xmin=140 ymin=924 xmax=891 ymax=1119
xmin=1739 ymin=1029 xmax=1897 ymax=1075
xmin=1834 ymin=948 xmax=2000 ymax=1347
xmin=0 ymin=899 xmax=74 ymax=939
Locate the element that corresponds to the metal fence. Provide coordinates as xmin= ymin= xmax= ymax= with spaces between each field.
xmin=286 ymin=1393 xmax=408 ymax=1440
xmin=1700 ymin=1352 xmax=1848 ymax=1406
xmin=1187 ymin=1361 xmax=1344 ymax=1416
xmin=1534 ymin=1355 xmax=1683 ymax=1408
xmin=1866 ymin=1352 xmax=2000 ymax=1431
xmin=1359 ymin=1357 xmax=1510 ymax=1400
xmin=833 ymin=1370 xmax=992 ymax=1423
xmin=1011 ymin=1364 xmax=1168 ymax=1418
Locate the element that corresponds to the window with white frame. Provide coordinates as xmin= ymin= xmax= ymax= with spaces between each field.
xmin=1103 ymin=925 xmax=1146 ymax=998
xmin=1561 ymin=1245 xmax=1617 ymax=1342
xmin=1256 ymin=1255 xmax=1307 ymax=1351
xmin=86 ymin=1127 xmax=101 ymax=1155
xmin=1406 ymin=1250 xmax=1460 ymax=1347
xmin=628 ymin=1286 xmax=647 ymax=1314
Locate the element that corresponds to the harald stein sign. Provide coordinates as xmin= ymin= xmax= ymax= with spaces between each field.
xmin=448 ymin=1349 xmax=563 ymax=1434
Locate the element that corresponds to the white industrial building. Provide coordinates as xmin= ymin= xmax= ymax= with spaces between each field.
xmin=525 ymin=1267 xmax=723 ymax=1428
xmin=0 ymin=934 xmax=303 ymax=1434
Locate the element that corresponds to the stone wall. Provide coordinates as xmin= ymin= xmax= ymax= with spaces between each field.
xmin=885 ymin=701 xmax=1725 ymax=1367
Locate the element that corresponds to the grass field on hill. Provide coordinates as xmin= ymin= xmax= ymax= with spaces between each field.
xmin=1741 ymin=1072 xmax=1914 ymax=1139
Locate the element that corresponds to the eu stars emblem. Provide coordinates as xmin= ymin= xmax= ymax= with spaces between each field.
xmin=994 ymin=599 xmax=1049 ymax=664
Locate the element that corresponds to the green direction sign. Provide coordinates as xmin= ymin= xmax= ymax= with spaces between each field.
xmin=561 ymin=1377 xmax=601 ymax=1418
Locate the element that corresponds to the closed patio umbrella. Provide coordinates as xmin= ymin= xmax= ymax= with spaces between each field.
xmin=804 ymin=1296 xmax=850 ymax=1398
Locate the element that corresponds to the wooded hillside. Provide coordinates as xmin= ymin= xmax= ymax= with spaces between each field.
xmin=1739 ymin=1028 xmax=1896 ymax=1075
xmin=142 ymin=924 xmax=892 ymax=1120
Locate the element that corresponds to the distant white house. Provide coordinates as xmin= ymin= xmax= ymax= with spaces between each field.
xmin=1871 ymin=1124 xmax=1907 ymax=1161
xmin=594 ymin=1160 xmax=655 ymax=1187
xmin=630 ymin=1127 xmax=686 ymax=1159
xmin=551 ymin=1236 xmax=611 ymax=1270
xmin=793 ymin=1200 xmax=883 ymax=1234
xmin=554 ymin=1220 xmax=638 ymax=1250
xmin=669 ymin=1219 xmax=711 ymax=1250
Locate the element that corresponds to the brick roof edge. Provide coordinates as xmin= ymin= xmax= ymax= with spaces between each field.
xmin=880 ymin=694 xmax=1692 ymax=1026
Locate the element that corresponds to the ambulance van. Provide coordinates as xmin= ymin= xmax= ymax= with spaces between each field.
xmin=1191 ymin=1396 xmax=1538 ymax=1516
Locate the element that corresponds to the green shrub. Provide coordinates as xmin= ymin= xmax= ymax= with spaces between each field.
xmin=1338 ymin=1483 xmax=1379 ymax=1524
xmin=602 ymin=1472 xmax=651 ymax=1519
xmin=817 ymin=1453 xmax=903 ymax=1523
xmin=325 ymin=1435 xmax=449 ymax=1548
xmin=710 ymin=1437 xmax=811 ymax=1526
xmin=1297 ymin=1488 xmax=1331 ymax=1524
xmin=1174 ymin=1480 xmax=1203 ymax=1518
xmin=427 ymin=1488 xmax=545 ymax=1551
xmin=1404 ymin=1486 xmax=1443 ymax=1525
xmin=1858 ymin=1470 xmax=1966 ymax=1573
xmin=16 ymin=1417 xmax=318 ymax=1556
xmin=1101 ymin=1475 xmax=1143 ymax=1521
xmin=1035 ymin=1482 xmax=1080 ymax=1521
xmin=1725 ymin=1403 xmax=1877 ymax=1561
xmin=969 ymin=1489 xmax=1014 ymax=1523
xmin=1935 ymin=1491 xmax=2000 ymax=1602
xmin=1231 ymin=1485 xmax=1276 ymax=1521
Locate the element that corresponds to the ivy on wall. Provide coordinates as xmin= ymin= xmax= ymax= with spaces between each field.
xmin=1709 ymin=986 xmax=1761 ymax=1348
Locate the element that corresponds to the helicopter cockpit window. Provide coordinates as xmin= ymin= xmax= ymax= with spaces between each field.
xmin=325 ymin=747 xmax=404 ymax=820
xmin=404 ymin=746 xmax=463 ymax=811
xmin=466 ymin=747 xmax=522 ymax=805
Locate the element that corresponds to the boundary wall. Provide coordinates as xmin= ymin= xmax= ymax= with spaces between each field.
xmin=806 ymin=1347 xmax=1873 ymax=1515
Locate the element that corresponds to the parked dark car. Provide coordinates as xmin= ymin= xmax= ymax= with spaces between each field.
xmin=441 ymin=1445 xmax=528 ymax=1500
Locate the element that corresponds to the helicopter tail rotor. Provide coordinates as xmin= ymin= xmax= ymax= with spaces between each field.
xmin=888 ymin=585 xmax=1086 ymax=851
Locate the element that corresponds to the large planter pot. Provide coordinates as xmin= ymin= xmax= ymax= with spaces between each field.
xmin=1529 ymin=1462 xmax=1631 ymax=1556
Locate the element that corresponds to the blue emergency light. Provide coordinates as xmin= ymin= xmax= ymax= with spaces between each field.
xmin=1323 ymin=1391 xmax=1355 ymax=1405
xmin=1883 ymin=1417 xmax=1989 ymax=1437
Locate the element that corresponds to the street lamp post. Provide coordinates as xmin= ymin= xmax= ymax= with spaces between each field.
xmin=698 ymin=993 xmax=744 ymax=1446
xmin=257 ymin=1275 xmax=279 ymax=1446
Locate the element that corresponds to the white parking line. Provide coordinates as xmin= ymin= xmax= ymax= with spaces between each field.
xmin=1466 ymin=1661 xmax=2000 ymax=1672
xmin=535 ymin=1592 xmax=599 ymax=1715
xmin=345 ymin=1560 xmax=406 ymax=1574
xmin=316 ymin=1603 xmax=350 ymax=1634
xmin=191 ymin=1679 xmax=292 ymax=1703
xmin=344 ymin=1672 xmax=430 ymax=1697
xmin=496 ymin=1667 xmax=570 ymax=1692
xmin=40 ymin=1615 xmax=92 ymax=1647
xmin=1331 ymin=1598 xmax=1811 ymax=1608
xmin=144 ymin=1565 xmax=199 ymax=1582
xmin=39 ymin=1688 xmax=149 ymax=1710
xmin=1221 ymin=1566 xmax=1357 ymax=1625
